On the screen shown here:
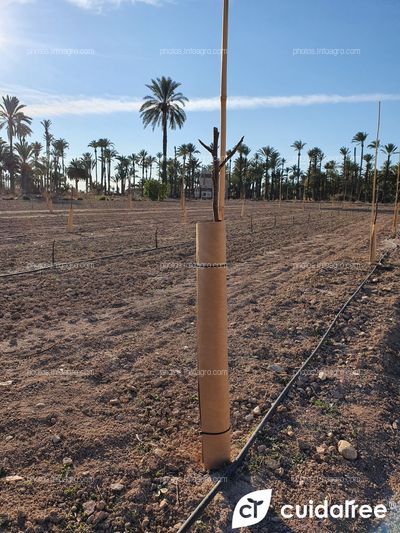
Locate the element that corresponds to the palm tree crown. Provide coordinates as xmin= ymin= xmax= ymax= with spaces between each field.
xmin=140 ymin=76 xmax=188 ymax=184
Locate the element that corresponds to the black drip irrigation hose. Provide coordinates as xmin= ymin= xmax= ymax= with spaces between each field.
xmin=177 ymin=246 xmax=397 ymax=533
xmin=0 ymin=210 xmax=351 ymax=280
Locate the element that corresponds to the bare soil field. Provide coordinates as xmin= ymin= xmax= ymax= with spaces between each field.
xmin=0 ymin=199 xmax=399 ymax=533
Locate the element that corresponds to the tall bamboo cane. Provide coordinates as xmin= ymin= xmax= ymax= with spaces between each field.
xmin=369 ymin=101 xmax=381 ymax=264
xmin=218 ymin=0 xmax=229 ymax=221
xmin=392 ymin=151 xmax=400 ymax=238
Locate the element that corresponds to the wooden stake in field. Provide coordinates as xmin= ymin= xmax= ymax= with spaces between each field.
xmin=180 ymin=170 xmax=187 ymax=223
xmin=240 ymin=190 xmax=245 ymax=218
xmin=391 ymin=150 xmax=400 ymax=238
xmin=197 ymin=127 xmax=243 ymax=470
xmin=369 ymin=101 xmax=381 ymax=264
xmin=67 ymin=190 xmax=74 ymax=233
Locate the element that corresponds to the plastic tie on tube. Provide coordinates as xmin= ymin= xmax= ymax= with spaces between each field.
xmin=201 ymin=426 xmax=231 ymax=436
xmin=195 ymin=262 xmax=227 ymax=269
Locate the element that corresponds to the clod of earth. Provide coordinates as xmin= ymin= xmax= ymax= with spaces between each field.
xmin=337 ymin=440 xmax=358 ymax=460
xmin=82 ymin=500 xmax=96 ymax=516
xmin=6 ymin=475 xmax=24 ymax=482
xmin=110 ymin=482 xmax=125 ymax=493
xmin=269 ymin=363 xmax=284 ymax=373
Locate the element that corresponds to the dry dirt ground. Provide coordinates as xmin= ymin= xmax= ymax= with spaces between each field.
xmin=0 ymin=198 xmax=399 ymax=533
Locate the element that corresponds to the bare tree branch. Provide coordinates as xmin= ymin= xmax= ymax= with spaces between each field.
xmin=219 ymin=136 xmax=245 ymax=170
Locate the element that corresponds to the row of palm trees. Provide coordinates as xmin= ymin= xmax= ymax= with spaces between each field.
xmin=1 ymin=81 xmax=399 ymax=202
xmin=226 ymin=135 xmax=399 ymax=203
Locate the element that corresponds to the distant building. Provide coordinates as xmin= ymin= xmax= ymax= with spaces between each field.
xmin=195 ymin=172 xmax=229 ymax=200
xmin=195 ymin=172 xmax=213 ymax=199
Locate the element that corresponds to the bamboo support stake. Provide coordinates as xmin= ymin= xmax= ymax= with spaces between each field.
xmin=369 ymin=102 xmax=381 ymax=264
xmin=218 ymin=0 xmax=229 ymax=221
xmin=391 ymin=151 xmax=400 ymax=238
xmin=52 ymin=240 xmax=55 ymax=266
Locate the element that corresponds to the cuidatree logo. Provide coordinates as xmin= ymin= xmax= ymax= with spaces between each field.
xmin=232 ymin=490 xmax=388 ymax=529
xmin=232 ymin=490 xmax=273 ymax=529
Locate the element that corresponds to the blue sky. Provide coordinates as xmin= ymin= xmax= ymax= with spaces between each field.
xmin=1 ymin=0 xmax=400 ymax=168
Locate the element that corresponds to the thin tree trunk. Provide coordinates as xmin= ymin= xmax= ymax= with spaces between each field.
xmin=162 ymin=111 xmax=168 ymax=185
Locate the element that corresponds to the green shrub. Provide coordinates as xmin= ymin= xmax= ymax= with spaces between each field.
xmin=144 ymin=180 xmax=168 ymax=201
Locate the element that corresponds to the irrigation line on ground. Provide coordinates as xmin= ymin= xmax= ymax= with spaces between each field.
xmin=177 ymin=245 xmax=398 ymax=533
xmin=0 ymin=210 xmax=358 ymax=279
xmin=2 ymin=222 xmax=380 ymax=361
xmin=0 ymin=208 xmax=314 ymax=243
xmin=0 ymin=241 xmax=192 ymax=279
xmin=0 ymin=208 xmax=360 ymax=279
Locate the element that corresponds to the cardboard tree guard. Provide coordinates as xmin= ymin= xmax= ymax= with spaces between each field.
xmin=196 ymin=220 xmax=231 ymax=469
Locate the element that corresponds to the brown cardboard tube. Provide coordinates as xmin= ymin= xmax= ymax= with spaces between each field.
xmin=196 ymin=221 xmax=230 ymax=469
xmin=67 ymin=206 xmax=74 ymax=232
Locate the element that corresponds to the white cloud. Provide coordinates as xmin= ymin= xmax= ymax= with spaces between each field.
xmin=66 ymin=0 xmax=165 ymax=12
xmin=1 ymin=86 xmax=400 ymax=117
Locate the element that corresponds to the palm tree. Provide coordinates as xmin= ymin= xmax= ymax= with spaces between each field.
xmin=115 ymin=155 xmax=130 ymax=194
xmin=0 ymin=96 xmax=32 ymax=192
xmin=31 ymin=142 xmax=43 ymax=189
xmin=140 ymin=76 xmax=188 ymax=186
xmin=137 ymin=149 xmax=148 ymax=195
xmin=340 ymin=147 xmax=350 ymax=201
xmin=15 ymin=140 xmax=34 ymax=195
xmin=324 ymin=160 xmax=338 ymax=197
xmin=104 ymin=147 xmax=118 ymax=193
xmin=352 ymin=132 xmax=368 ymax=189
xmin=67 ymin=158 xmax=86 ymax=194
xmin=41 ymin=120 xmax=53 ymax=190
xmin=236 ymin=144 xmax=251 ymax=198
xmin=381 ymin=143 xmax=398 ymax=202
xmin=186 ymin=143 xmax=199 ymax=198
xmin=258 ymin=146 xmax=275 ymax=200
xmin=291 ymin=140 xmax=307 ymax=200
xmin=0 ymin=139 xmax=10 ymax=191
xmin=52 ymin=138 xmax=69 ymax=186
xmin=88 ymin=140 xmax=99 ymax=186
xmin=177 ymin=144 xmax=189 ymax=199
xmin=156 ymin=152 xmax=163 ymax=180
xmin=81 ymin=152 xmax=93 ymax=192
xmin=269 ymin=149 xmax=280 ymax=200
xmin=363 ymin=153 xmax=374 ymax=202
xmin=97 ymin=138 xmax=113 ymax=193
xmin=368 ymin=140 xmax=380 ymax=151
